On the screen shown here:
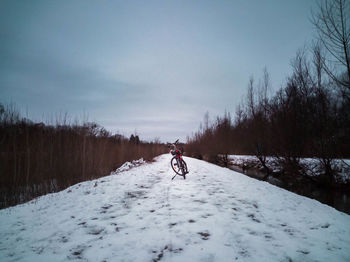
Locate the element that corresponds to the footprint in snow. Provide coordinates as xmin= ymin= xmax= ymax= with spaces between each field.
xmin=198 ymin=231 xmax=210 ymax=240
xmin=59 ymin=235 xmax=69 ymax=243
xmin=247 ymin=213 xmax=261 ymax=223
xmin=101 ymin=204 xmax=113 ymax=210
xmin=152 ymin=245 xmax=184 ymax=262
xmin=297 ymin=249 xmax=310 ymax=255
xmin=169 ymin=222 xmax=177 ymax=228
xmin=310 ymin=223 xmax=330 ymax=230
xmin=201 ymin=213 xmax=213 ymax=218
xmin=86 ymin=225 xmax=105 ymax=235
xmin=263 ymin=232 xmax=274 ymax=240
xmin=68 ymin=245 xmax=86 ymax=260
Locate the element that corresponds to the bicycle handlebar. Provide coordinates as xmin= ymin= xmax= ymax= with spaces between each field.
xmin=167 ymin=139 xmax=180 ymax=149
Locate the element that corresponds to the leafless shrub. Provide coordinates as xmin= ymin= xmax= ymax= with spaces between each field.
xmin=0 ymin=105 xmax=166 ymax=208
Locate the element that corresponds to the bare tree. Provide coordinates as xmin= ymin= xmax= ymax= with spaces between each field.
xmin=312 ymin=0 xmax=350 ymax=95
xmin=244 ymin=71 xmax=273 ymax=175
xmin=247 ymin=76 xmax=256 ymax=118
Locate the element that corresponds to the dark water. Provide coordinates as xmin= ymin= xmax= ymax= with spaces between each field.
xmin=229 ymin=165 xmax=350 ymax=215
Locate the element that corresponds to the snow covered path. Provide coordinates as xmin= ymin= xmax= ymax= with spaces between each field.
xmin=1 ymin=154 xmax=350 ymax=262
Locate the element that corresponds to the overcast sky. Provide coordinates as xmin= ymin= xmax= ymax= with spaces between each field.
xmin=0 ymin=0 xmax=318 ymax=142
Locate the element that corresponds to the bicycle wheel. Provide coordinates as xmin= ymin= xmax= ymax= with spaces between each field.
xmin=171 ymin=156 xmax=185 ymax=176
xmin=180 ymin=159 xmax=187 ymax=178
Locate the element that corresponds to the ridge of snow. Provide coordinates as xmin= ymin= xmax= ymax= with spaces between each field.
xmin=112 ymin=158 xmax=146 ymax=174
xmin=1 ymin=154 xmax=350 ymax=261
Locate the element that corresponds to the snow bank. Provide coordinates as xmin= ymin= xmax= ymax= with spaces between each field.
xmin=112 ymin=158 xmax=146 ymax=174
xmin=1 ymin=154 xmax=349 ymax=261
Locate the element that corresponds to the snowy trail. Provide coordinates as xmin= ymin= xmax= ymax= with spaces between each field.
xmin=1 ymin=154 xmax=350 ymax=262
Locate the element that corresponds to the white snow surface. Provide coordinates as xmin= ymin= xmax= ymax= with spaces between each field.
xmin=1 ymin=154 xmax=350 ymax=262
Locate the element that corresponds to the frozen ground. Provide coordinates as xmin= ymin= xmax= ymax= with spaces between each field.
xmin=1 ymin=154 xmax=350 ymax=262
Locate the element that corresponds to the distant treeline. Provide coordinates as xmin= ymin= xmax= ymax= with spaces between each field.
xmin=0 ymin=104 xmax=166 ymax=208
xmin=187 ymin=0 xmax=350 ymax=186
xmin=187 ymin=51 xmax=350 ymax=185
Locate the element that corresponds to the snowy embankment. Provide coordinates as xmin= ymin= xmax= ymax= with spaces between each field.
xmin=1 ymin=154 xmax=350 ymax=262
xmin=228 ymin=155 xmax=350 ymax=183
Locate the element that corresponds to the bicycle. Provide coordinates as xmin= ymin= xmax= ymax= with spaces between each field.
xmin=168 ymin=139 xmax=188 ymax=180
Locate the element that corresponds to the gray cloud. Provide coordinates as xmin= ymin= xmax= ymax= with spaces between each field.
xmin=1 ymin=0 xmax=318 ymax=142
